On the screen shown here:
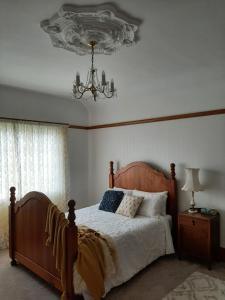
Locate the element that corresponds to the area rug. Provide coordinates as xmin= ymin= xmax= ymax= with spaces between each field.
xmin=162 ymin=271 xmax=225 ymax=300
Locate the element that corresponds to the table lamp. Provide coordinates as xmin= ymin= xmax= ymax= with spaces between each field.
xmin=182 ymin=168 xmax=203 ymax=213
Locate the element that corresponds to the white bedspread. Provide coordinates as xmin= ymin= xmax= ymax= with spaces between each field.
xmin=72 ymin=204 xmax=174 ymax=298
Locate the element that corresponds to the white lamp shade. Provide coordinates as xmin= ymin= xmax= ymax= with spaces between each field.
xmin=182 ymin=168 xmax=203 ymax=192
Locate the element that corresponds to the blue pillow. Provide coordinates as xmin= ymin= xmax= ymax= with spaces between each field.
xmin=99 ymin=190 xmax=124 ymax=213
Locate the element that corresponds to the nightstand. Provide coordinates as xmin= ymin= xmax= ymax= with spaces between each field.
xmin=178 ymin=210 xmax=220 ymax=270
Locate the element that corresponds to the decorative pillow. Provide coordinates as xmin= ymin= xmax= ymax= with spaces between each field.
xmin=116 ymin=195 xmax=143 ymax=218
xmin=113 ymin=187 xmax=133 ymax=196
xmin=99 ymin=190 xmax=124 ymax=213
xmin=133 ymin=190 xmax=168 ymax=217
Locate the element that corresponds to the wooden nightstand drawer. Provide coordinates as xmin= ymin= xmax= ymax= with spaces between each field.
xmin=179 ymin=215 xmax=208 ymax=231
xmin=178 ymin=211 xmax=220 ymax=270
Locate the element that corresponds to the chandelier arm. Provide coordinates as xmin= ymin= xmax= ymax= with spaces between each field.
xmin=77 ymin=88 xmax=89 ymax=99
xmin=95 ymin=86 xmax=102 ymax=92
xmin=101 ymin=85 xmax=105 ymax=93
xmin=77 ymin=86 xmax=85 ymax=94
xmin=75 ymin=92 xmax=85 ymax=99
xmin=77 ymin=85 xmax=91 ymax=94
xmin=74 ymin=86 xmax=90 ymax=99
xmin=103 ymin=91 xmax=113 ymax=98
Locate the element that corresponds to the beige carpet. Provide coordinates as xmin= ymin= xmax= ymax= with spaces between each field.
xmin=163 ymin=271 xmax=225 ymax=300
xmin=0 ymin=250 xmax=225 ymax=300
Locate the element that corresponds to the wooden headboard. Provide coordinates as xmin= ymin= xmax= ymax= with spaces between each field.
xmin=109 ymin=161 xmax=177 ymax=242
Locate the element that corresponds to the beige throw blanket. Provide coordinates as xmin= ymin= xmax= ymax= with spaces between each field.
xmin=45 ymin=204 xmax=116 ymax=300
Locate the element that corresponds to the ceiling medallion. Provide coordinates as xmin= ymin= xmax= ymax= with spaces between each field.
xmin=40 ymin=3 xmax=141 ymax=55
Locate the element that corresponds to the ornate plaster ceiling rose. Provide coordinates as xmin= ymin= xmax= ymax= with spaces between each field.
xmin=40 ymin=3 xmax=141 ymax=55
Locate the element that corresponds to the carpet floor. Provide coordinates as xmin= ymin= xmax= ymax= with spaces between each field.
xmin=0 ymin=250 xmax=225 ymax=300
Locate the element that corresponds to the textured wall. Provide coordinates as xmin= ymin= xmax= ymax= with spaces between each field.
xmin=88 ymin=115 xmax=225 ymax=247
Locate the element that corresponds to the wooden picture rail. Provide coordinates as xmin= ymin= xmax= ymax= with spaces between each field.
xmin=76 ymin=108 xmax=225 ymax=130
xmin=1 ymin=108 xmax=225 ymax=130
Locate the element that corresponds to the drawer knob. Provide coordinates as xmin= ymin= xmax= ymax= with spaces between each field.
xmin=192 ymin=220 xmax=195 ymax=226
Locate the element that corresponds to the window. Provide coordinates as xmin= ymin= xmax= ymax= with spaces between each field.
xmin=0 ymin=120 xmax=68 ymax=249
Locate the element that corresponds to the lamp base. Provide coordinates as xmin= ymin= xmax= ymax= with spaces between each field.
xmin=188 ymin=208 xmax=198 ymax=214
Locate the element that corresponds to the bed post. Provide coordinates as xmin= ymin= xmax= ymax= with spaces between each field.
xmin=170 ymin=163 xmax=176 ymax=181
xmin=9 ymin=186 xmax=16 ymax=266
xmin=109 ymin=161 xmax=114 ymax=188
xmin=170 ymin=163 xmax=177 ymax=248
xmin=65 ymin=199 xmax=79 ymax=300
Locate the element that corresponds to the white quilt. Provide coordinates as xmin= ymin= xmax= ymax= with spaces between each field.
xmin=73 ymin=204 xmax=174 ymax=298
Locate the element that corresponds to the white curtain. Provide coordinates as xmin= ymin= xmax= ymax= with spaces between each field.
xmin=0 ymin=120 xmax=69 ymax=249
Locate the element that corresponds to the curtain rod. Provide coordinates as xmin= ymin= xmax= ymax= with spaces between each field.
xmin=0 ymin=116 xmax=90 ymax=129
xmin=0 ymin=116 xmax=69 ymax=127
xmin=0 ymin=116 xmax=88 ymax=129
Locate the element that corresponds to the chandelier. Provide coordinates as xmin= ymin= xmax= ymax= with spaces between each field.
xmin=73 ymin=41 xmax=115 ymax=101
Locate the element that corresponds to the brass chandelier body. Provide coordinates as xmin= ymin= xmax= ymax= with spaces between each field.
xmin=73 ymin=41 xmax=115 ymax=101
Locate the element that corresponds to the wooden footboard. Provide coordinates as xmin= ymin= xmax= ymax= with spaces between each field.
xmin=9 ymin=187 xmax=80 ymax=300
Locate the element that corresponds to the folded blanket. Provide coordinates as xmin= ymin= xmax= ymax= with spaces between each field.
xmin=45 ymin=204 xmax=116 ymax=300
xmin=45 ymin=204 xmax=69 ymax=300
xmin=74 ymin=226 xmax=117 ymax=300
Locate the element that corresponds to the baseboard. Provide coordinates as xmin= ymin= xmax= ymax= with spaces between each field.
xmin=219 ymin=247 xmax=225 ymax=261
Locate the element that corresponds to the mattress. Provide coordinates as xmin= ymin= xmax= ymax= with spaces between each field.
xmin=72 ymin=204 xmax=174 ymax=299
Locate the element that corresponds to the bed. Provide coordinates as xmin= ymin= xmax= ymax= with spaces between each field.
xmin=9 ymin=161 xmax=177 ymax=300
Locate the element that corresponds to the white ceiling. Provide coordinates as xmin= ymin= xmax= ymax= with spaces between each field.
xmin=1 ymin=0 xmax=225 ymax=123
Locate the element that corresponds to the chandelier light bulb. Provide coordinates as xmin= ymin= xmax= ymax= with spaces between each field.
xmin=76 ymin=72 xmax=80 ymax=85
xmin=102 ymin=71 xmax=106 ymax=86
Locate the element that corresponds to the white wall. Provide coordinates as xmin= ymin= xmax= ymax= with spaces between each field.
xmin=0 ymin=84 xmax=89 ymax=208
xmin=1 ymin=85 xmax=225 ymax=247
xmin=84 ymin=0 xmax=225 ymax=249
xmin=88 ymin=115 xmax=225 ymax=247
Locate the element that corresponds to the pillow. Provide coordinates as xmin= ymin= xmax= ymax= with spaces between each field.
xmin=116 ymin=194 xmax=143 ymax=218
xmin=113 ymin=187 xmax=133 ymax=196
xmin=99 ymin=190 xmax=124 ymax=213
xmin=133 ymin=190 xmax=168 ymax=217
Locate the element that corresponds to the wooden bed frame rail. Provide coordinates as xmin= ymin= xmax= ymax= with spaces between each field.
xmin=9 ymin=187 xmax=81 ymax=300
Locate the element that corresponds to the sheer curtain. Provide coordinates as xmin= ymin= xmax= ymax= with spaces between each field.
xmin=0 ymin=120 xmax=69 ymax=249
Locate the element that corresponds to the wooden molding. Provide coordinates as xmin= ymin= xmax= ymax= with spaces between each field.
xmin=1 ymin=108 xmax=225 ymax=130
xmin=85 ymin=108 xmax=225 ymax=130
xmin=68 ymin=124 xmax=90 ymax=130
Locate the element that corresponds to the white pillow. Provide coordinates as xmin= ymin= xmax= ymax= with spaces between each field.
xmin=112 ymin=187 xmax=133 ymax=196
xmin=133 ymin=190 xmax=168 ymax=217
